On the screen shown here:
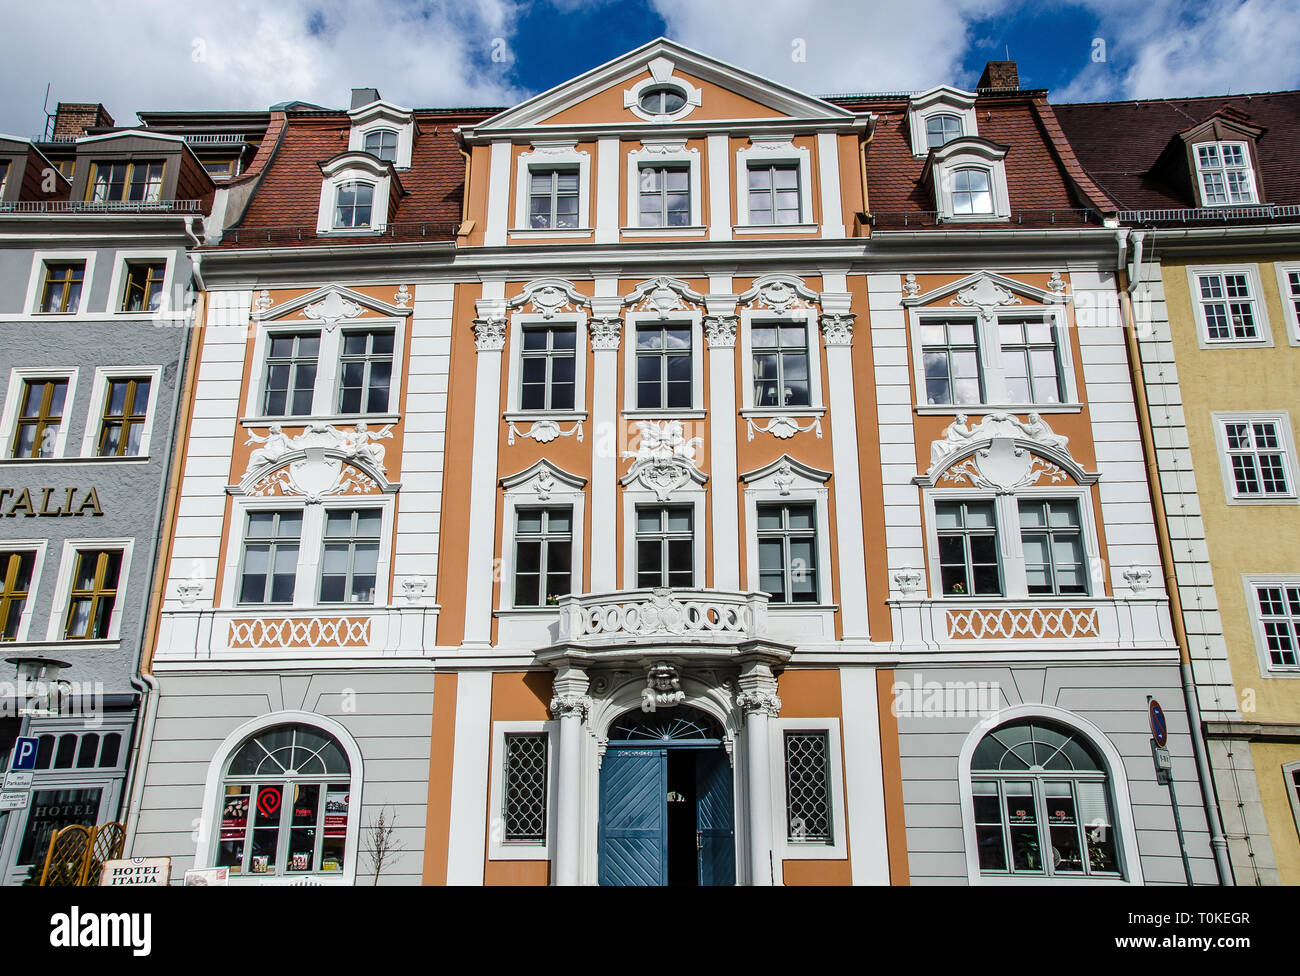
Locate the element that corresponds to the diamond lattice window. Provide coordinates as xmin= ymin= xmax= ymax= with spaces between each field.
xmin=784 ymin=730 xmax=831 ymax=843
xmin=503 ymin=733 xmax=548 ymax=844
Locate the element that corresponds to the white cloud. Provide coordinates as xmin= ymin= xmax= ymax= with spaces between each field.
xmin=0 ymin=0 xmax=525 ymax=136
xmin=1056 ymin=0 xmax=1300 ymax=102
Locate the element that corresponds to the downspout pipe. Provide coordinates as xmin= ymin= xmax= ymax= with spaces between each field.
xmin=1117 ymin=228 xmax=1233 ymax=885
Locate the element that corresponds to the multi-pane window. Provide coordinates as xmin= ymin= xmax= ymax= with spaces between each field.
xmin=1254 ymin=584 xmax=1300 ymax=671
xmin=216 ymin=724 xmax=350 ymax=877
xmin=319 ymin=508 xmax=381 ymax=604
xmin=936 ymin=500 xmax=1001 ymax=596
xmin=1 ymin=551 xmax=36 ymax=641
xmin=333 ymin=181 xmax=373 ymax=229
xmin=1000 ymin=318 xmax=1063 ymax=404
xmin=1194 ymin=142 xmax=1255 ymax=206
xmin=63 ymin=549 xmax=123 ymax=640
xmin=0 ymin=161 xmax=8 ymax=198
xmin=519 ymin=325 xmax=576 ymax=411
xmin=636 ymin=505 xmax=693 ymax=589
xmin=971 ymin=720 xmax=1120 ymax=878
xmin=30 ymin=731 xmax=123 ymax=771
xmin=203 ymin=157 xmax=239 ymax=179
xmin=638 ymin=165 xmax=690 ymax=227
xmin=513 ymin=508 xmax=572 ymax=607
xmin=1285 ymin=270 xmax=1300 ymax=330
xmin=757 ymin=503 xmax=818 ymax=604
xmin=635 ymin=325 xmax=692 ymax=409
xmin=121 ymin=261 xmax=166 ymax=312
xmin=528 ymin=168 xmax=579 ymax=230
xmin=920 ymin=320 xmax=981 ymax=405
xmin=1223 ymin=419 xmax=1292 ymax=497
xmin=502 ymin=732 xmax=549 ymax=844
xmin=1018 ymin=500 xmax=1088 ymax=595
xmin=337 ymin=329 xmax=394 ymax=414
xmin=262 ymin=332 xmax=320 ymax=416
xmin=926 ymin=113 xmax=963 ymax=149
xmin=752 ymin=324 xmax=810 ymax=407
xmin=38 ymin=262 xmax=85 ymax=313
xmin=363 ymin=129 xmax=398 ymax=163
xmin=951 ymin=167 xmax=993 ymax=215
xmin=96 ymin=377 xmax=151 ymax=457
xmin=10 ymin=378 xmax=68 ymax=458
xmin=784 ymin=730 xmax=832 ymax=844
xmin=638 ymin=86 xmax=686 ymax=114
xmin=1196 ymin=272 xmax=1259 ymax=341
xmin=238 ymin=511 xmax=303 ymax=605
xmin=747 ymin=163 xmax=801 ymax=224
xmin=88 ymin=160 xmax=164 ymax=204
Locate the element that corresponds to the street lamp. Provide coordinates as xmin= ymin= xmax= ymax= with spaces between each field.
xmin=5 ymin=657 xmax=72 ymax=716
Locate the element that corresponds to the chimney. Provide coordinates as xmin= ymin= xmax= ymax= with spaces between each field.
xmin=52 ymin=102 xmax=115 ymax=138
xmin=977 ymin=61 xmax=1019 ymax=91
xmin=350 ymin=88 xmax=381 ymax=110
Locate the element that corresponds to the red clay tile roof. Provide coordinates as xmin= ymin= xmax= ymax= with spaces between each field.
xmin=219 ymin=108 xmax=492 ymax=247
xmin=828 ymin=94 xmax=1108 ymax=229
xmin=1054 ymin=91 xmax=1300 ymax=213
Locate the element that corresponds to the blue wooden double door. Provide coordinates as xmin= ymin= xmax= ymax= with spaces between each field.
xmin=598 ymin=742 xmax=736 ymax=886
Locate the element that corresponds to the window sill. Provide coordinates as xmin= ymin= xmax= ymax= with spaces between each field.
xmin=503 ymin=410 xmax=588 ymax=423
xmin=507 ymin=227 xmax=594 ymax=240
xmin=239 ymin=414 xmax=400 ymax=428
xmin=621 ymin=409 xmax=706 ymax=420
xmin=914 ymin=403 xmax=1083 ymax=415
xmin=936 ymin=213 xmax=1009 ymax=223
xmin=620 ymin=225 xmax=708 ymax=238
xmin=739 ymin=407 xmax=825 ymax=418
xmin=1224 ymin=494 xmax=1300 ymax=506
xmin=318 ymin=227 xmax=385 ymax=237
xmin=1198 ymin=338 xmax=1274 ymax=349
xmin=0 ymin=455 xmax=149 ymax=465
xmin=733 ymin=223 xmax=818 ymax=235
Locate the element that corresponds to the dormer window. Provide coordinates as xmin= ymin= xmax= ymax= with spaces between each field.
xmin=638 ymin=85 xmax=686 ymax=115
xmin=333 ymin=181 xmax=373 ymax=229
xmin=928 ymin=140 xmax=1011 ymax=221
xmin=926 ymin=114 xmax=964 ymax=150
xmin=363 ymin=129 xmax=398 ymax=164
xmin=88 ymin=160 xmax=164 ymax=204
xmin=951 ymin=167 xmax=993 ymax=215
xmin=1194 ymin=141 xmax=1256 ymax=206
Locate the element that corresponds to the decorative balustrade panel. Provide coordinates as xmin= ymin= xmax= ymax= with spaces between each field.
xmin=228 ymin=616 xmax=372 ymax=649
xmin=945 ymin=606 xmax=1101 ymax=640
xmin=559 ymin=588 xmax=767 ymax=642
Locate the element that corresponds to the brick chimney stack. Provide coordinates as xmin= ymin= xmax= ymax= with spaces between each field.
xmin=52 ymin=102 xmax=115 ymax=138
xmin=977 ymin=61 xmax=1020 ymax=91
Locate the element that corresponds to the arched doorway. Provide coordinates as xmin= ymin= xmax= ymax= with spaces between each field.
xmin=598 ymin=706 xmax=735 ymax=886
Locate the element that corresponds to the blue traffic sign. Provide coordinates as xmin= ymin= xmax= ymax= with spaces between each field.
xmin=10 ymin=737 xmax=38 ymax=771
xmin=1149 ymin=700 xmax=1168 ymax=747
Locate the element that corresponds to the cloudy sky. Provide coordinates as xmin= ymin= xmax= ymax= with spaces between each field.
xmin=3 ymin=0 xmax=1298 ymax=135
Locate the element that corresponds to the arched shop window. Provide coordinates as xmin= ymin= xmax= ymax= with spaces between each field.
xmin=214 ymin=724 xmax=351 ymax=878
xmin=970 ymin=718 xmax=1122 ymax=878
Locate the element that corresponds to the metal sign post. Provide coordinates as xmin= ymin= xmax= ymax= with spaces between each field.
xmin=1148 ymin=696 xmax=1193 ymax=886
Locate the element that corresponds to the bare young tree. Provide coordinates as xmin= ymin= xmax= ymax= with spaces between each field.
xmin=362 ymin=805 xmax=405 ymax=885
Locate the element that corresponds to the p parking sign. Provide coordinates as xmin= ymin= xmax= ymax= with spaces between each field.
xmin=9 ymin=737 xmax=38 ymax=772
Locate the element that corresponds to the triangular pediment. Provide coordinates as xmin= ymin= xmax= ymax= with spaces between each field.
xmin=902 ymin=271 xmax=1069 ymax=314
xmin=253 ymin=283 xmax=413 ymax=324
xmin=467 ymin=38 xmax=860 ymax=135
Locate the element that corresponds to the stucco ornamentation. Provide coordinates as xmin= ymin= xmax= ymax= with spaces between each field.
xmin=302 ymin=290 xmax=363 ymax=331
xmin=621 ymin=419 xmax=706 ymax=501
xmin=507 ymin=418 xmax=583 ymax=445
xmin=746 ymin=414 xmax=822 ymax=441
xmin=472 ymin=315 xmax=507 ymax=352
xmin=949 ymin=277 xmax=1022 ymax=322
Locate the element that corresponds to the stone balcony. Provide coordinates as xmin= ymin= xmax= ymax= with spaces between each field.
xmin=556 ymin=588 xmax=768 ymax=644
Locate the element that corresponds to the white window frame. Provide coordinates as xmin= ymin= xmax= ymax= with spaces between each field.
xmin=741 ymin=456 xmax=835 ymax=640
xmin=244 ymin=316 xmax=405 ymax=423
xmin=622 ymin=311 xmax=705 ymax=416
xmin=624 ymin=140 xmax=704 ymax=234
xmin=1186 ymin=264 xmax=1273 ymax=348
xmin=511 ymin=143 xmax=591 ymax=237
xmin=315 ymin=155 xmax=393 ymax=236
xmin=22 ymin=250 xmax=97 ymax=319
xmin=932 ymin=143 xmax=1011 ymax=221
xmin=347 ymin=100 xmax=414 ymax=170
xmin=923 ymin=485 xmax=1101 ymax=600
xmin=487 ymin=720 xmax=558 ymax=861
xmin=1192 ymin=140 xmax=1257 ymax=207
xmin=45 ymin=537 xmax=135 ymax=643
xmin=504 ymin=311 xmax=588 ymax=419
xmin=738 ymin=307 xmax=825 ymax=414
xmin=622 ymin=490 xmax=706 ymax=592
xmin=1243 ymin=574 xmax=1300 ymax=678
xmin=220 ymin=496 xmax=395 ymax=610
xmin=78 ymin=365 xmax=163 ymax=459
xmin=195 ymin=711 xmax=364 ymax=887
xmin=906 ymin=86 xmax=979 ymax=158
xmin=734 ymin=137 xmax=816 ymax=233
xmin=909 ymin=306 xmax=1078 ymax=411
xmin=0 ymin=366 xmax=80 ymax=461
xmin=104 ymin=249 xmax=176 ymax=317
xmin=957 ymin=704 xmax=1144 ymax=886
xmin=1273 ymin=262 xmax=1300 ymax=346
xmin=0 ymin=540 xmax=48 ymax=643
xmin=773 ymin=717 xmax=848 ymax=861
xmin=623 ymin=67 xmax=702 ymax=123
xmin=1283 ymin=760 xmax=1300 ymax=841
xmin=1212 ymin=411 xmax=1299 ymax=505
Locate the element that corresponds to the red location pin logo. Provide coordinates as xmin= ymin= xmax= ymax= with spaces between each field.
xmin=257 ymin=786 xmax=282 ymax=819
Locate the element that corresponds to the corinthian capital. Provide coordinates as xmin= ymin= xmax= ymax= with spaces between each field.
xmin=550 ymin=693 xmax=593 ymax=721
xmin=590 ymin=316 xmax=622 ymax=351
xmin=819 ymin=312 xmax=855 ymax=347
xmin=704 ymin=314 xmax=738 ymax=348
xmin=472 ymin=316 xmax=507 ymax=352
xmin=735 ymin=690 xmax=782 ymax=718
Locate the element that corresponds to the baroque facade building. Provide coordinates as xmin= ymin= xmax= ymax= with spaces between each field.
xmin=106 ymin=39 xmax=1232 ymax=885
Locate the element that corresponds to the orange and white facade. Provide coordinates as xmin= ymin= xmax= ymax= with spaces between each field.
xmin=125 ymin=40 xmax=1223 ymax=885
